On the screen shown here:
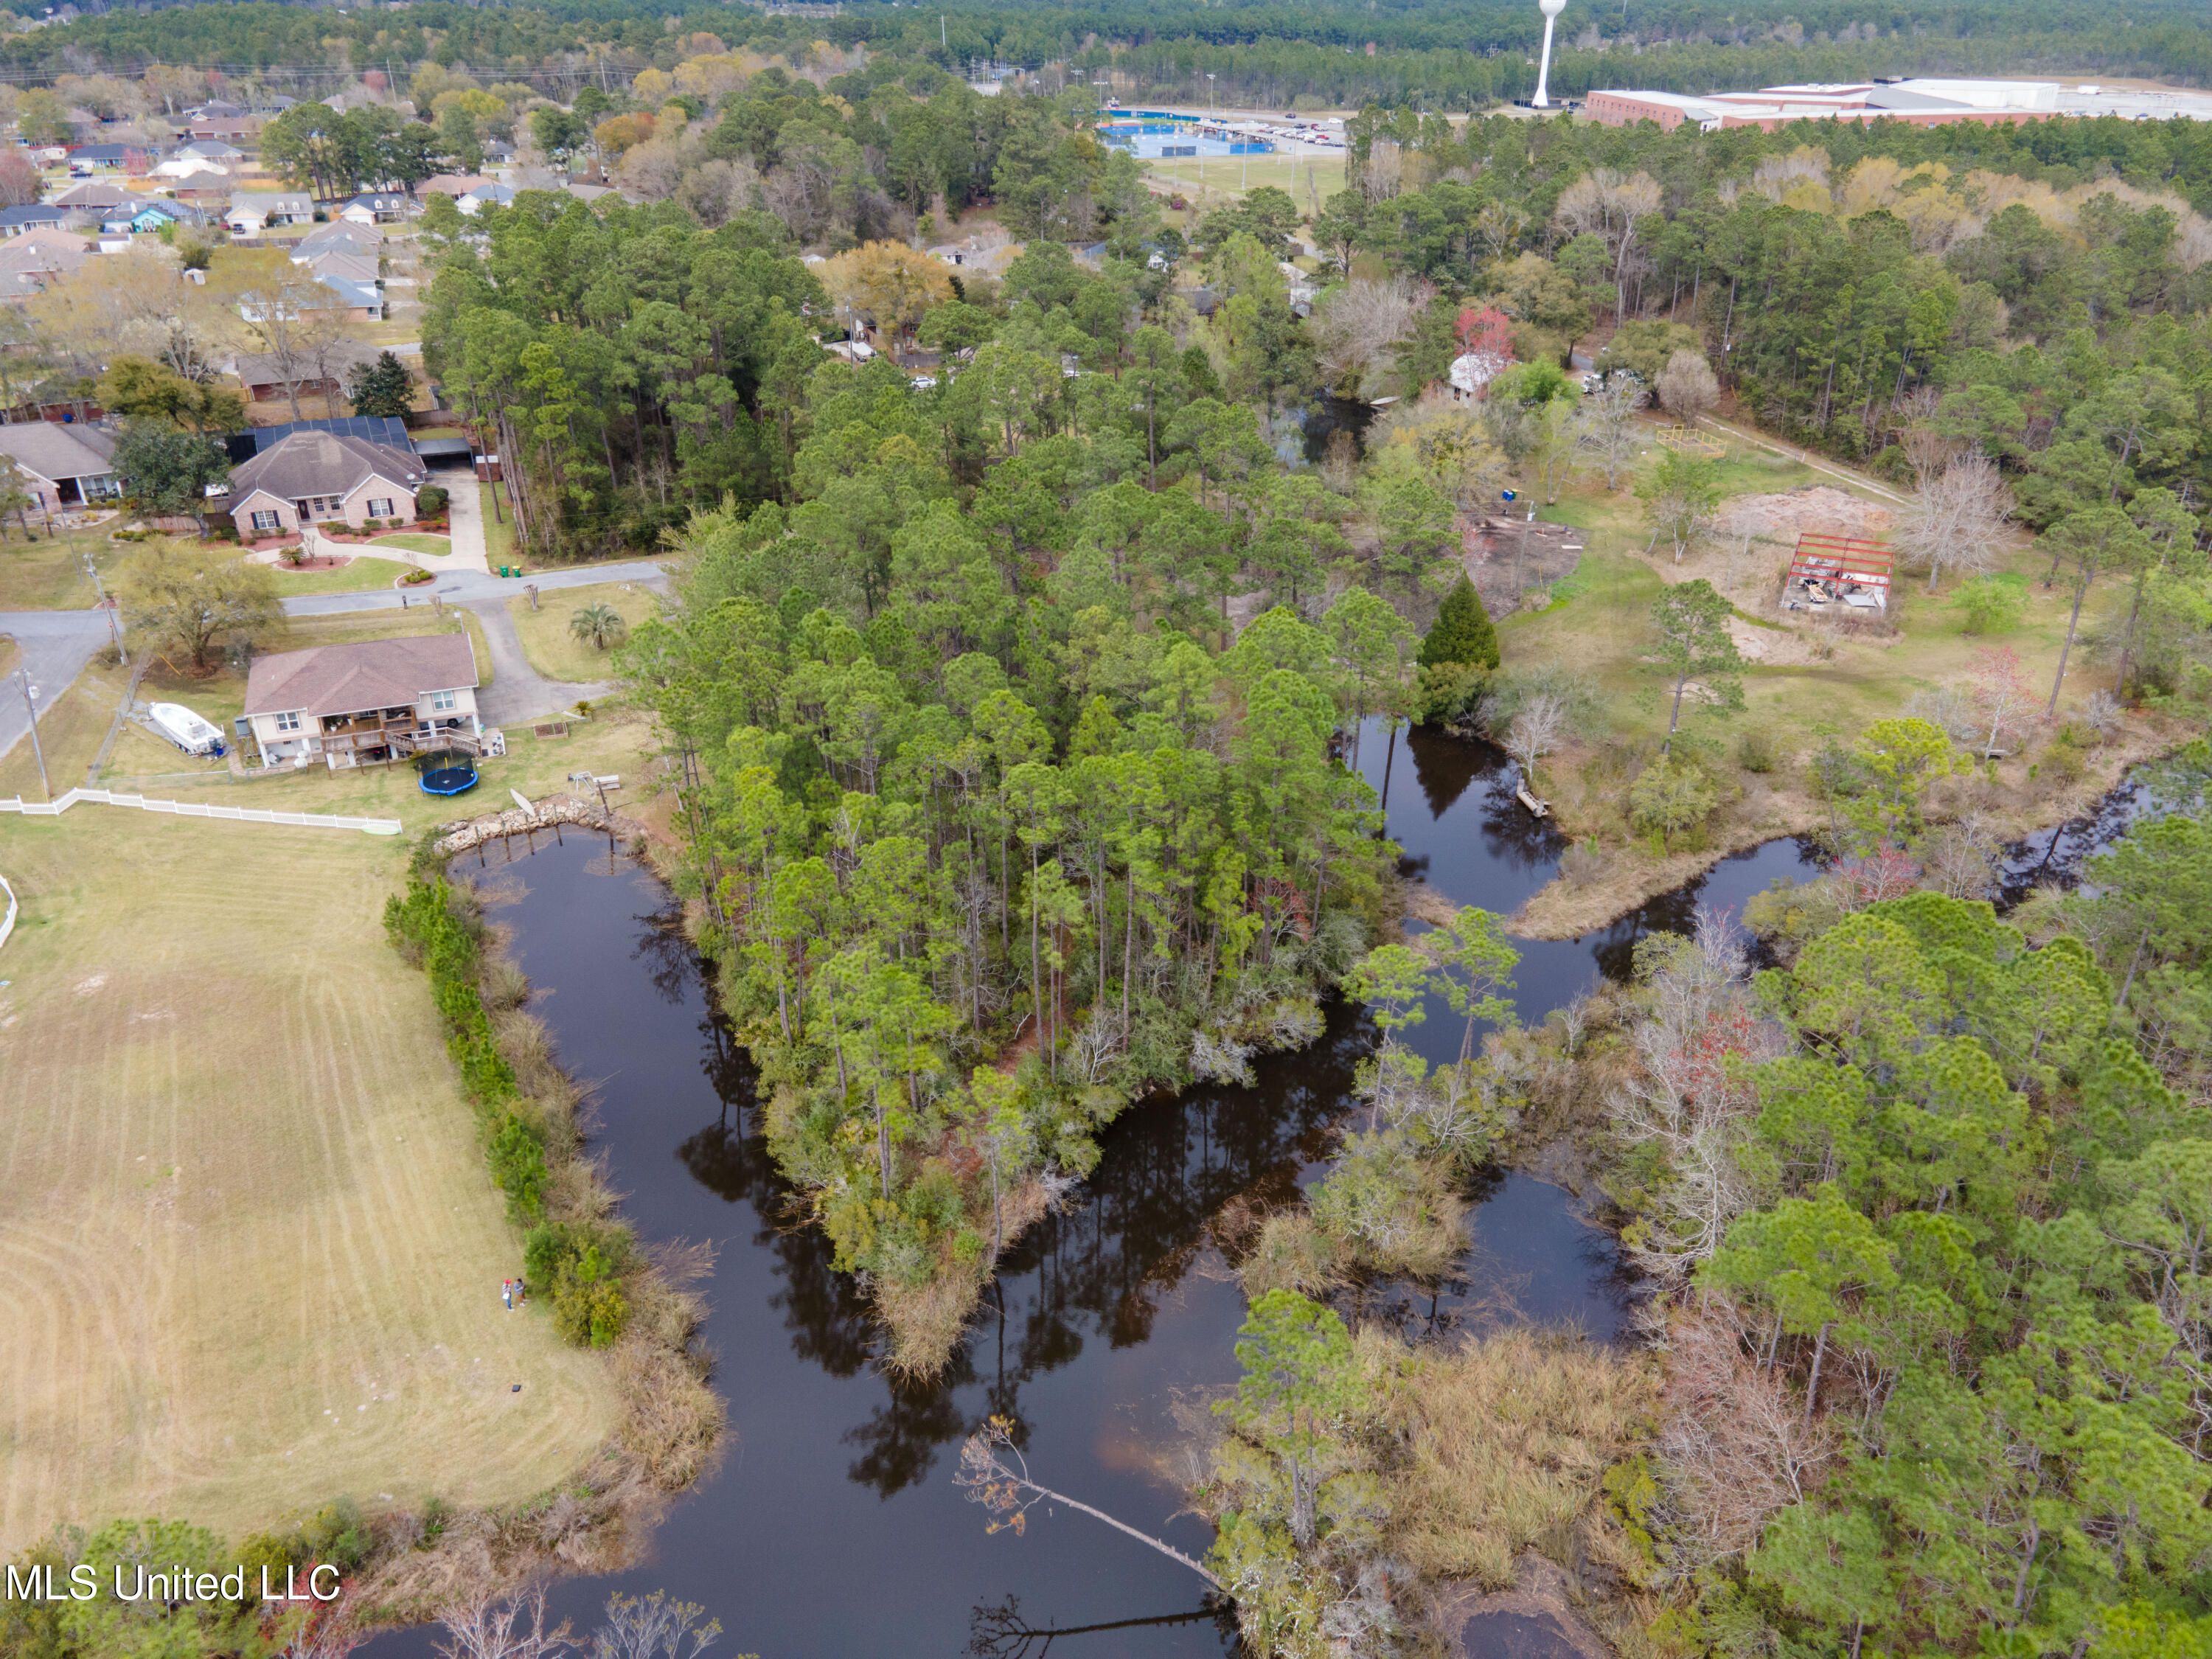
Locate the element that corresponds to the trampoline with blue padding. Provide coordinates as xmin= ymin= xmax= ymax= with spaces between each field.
xmin=417 ymin=748 xmax=479 ymax=796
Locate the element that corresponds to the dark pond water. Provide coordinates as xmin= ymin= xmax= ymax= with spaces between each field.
xmin=1300 ymin=395 xmax=1377 ymax=465
xmin=364 ymin=725 xmax=1826 ymax=1658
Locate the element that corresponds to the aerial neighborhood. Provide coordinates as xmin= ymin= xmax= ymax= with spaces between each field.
xmin=1 ymin=4 xmax=2211 ymax=1658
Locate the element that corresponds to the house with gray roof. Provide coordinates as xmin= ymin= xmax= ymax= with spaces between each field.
xmin=50 ymin=179 xmax=133 ymax=213
xmin=232 ymin=338 xmax=386 ymax=405
xmin=243 ymin=633 xmax=481 ymax=770
xmin=226 ymin=429 xmax=427 ymax=539
xmin=338 ymin=191 xmax=412 ymax=225
xmin=297 ymin=248 xmax=380 ymax=287
xmin=0 ymin=206 xmax=66 ymax=235
xmin=292 ymin=221 xmax=380 ymax=260
xmin=0 ymin=422 xmax=118 ymax=510
xmin=224 ymin=191 xmax=314 ymax=233
xmin=0 ymin=240 xmax=87 ymax=298
xmin=313 ymin=274 xmax=384 ymax=321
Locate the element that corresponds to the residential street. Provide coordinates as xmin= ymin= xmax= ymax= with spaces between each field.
xmin=0 ymin=609 xmax=115 ymax=768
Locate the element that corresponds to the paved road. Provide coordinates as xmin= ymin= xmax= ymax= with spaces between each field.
xmin=0 ymin=609 xmax=112 ymax=767
xmin=282 ymin=560 xmax=668 ymax=618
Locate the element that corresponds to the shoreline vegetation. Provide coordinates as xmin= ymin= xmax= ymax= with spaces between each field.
xmin=1503 ymin=717 xmax=2191 ymax=940
xmin=1158 ymin=745 xmax=2212 ymax=1654
xmin=329 ymin=846 xmax=727 ymax=1624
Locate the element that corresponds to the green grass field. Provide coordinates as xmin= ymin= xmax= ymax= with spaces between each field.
xmin=1147 ymin=153 xmax=1344 ymax=211
xmin=0 ymin=807 xmax=622 ymax=1552
xmin=1512 ymin=438 xmax=2126 ymax=752
xmin=0 ymin=528 xmax=118 ymax=611
xmin=268 ymin=557 xmax=418 ymax=596
xmin=508 ymin=582 xmax=658 ymax=685
xmin=374 ymin=535 xmax=455 ymax=558
xmin=480 ymin=485 xmax=517 ymax=570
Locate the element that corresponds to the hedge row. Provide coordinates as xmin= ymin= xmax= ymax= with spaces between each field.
xmin=384 ymin=877 xmax=631 ymax=1348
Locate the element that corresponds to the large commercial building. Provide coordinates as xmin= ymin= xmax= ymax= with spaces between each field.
xmin=1585 ymin=78 xmax=2212 ymax=133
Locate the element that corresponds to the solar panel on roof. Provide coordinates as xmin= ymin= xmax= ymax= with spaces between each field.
xmin=226 ymin=416 xmax=411 ymax=465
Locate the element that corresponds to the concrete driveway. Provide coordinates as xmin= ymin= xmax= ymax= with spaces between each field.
xmin=284 ymin=560 xmax=670 ymax=728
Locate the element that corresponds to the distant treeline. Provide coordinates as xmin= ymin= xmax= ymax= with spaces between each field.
xmin=4 ymin=0 xmax=2209 ymax=106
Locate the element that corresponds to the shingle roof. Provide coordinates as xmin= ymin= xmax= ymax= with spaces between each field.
xmin=232 ymin=338 xmax=385 ymax=389
xmin=0 ymin=422 xmax=116 ymax=483
xmin=0 ymin=207 xmax=64 ymax=228
xmin=301 ymin=249 xmax=379 ymax=283
xmin=51 ymin=181 xmax=132 ymax=208
xmin=245 ymin=635 xmax=479 ymax=720
xmin=0 ymin=244 xmax=86 ymax=283
xmin=0 ymin=226 xmax=83 ymax=253
xmin=227 ymin=430 xmax=425 ymax=505
xmin=316 ymin=275 xmax=382 ymax=310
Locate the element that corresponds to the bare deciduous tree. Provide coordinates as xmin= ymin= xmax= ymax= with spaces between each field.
xmin=1360 ymin=139 xmax=1404 ymax=204
xmin=1505 ymin=692 xmax=1569 ymax=795
xmin=1968 ymin=644 xmax=2039 ymax=758
xmin=1656 ymin=1298 xmax=1840 ymax=1568
xmin=434 ymin=1587 xmax=574 ymax=1659
xmin=1307 ymin=275 xmax=1423 ymax=397
xmin=1920 ymin=811 xmax=2000 ymax=900
xmin=1607 ymin=909 xmax=1787 ymax=1278
xmin=1893 ymin=448 xmax=2014 ymax=593
xmin=588 ymin=1590 xmax=721 ymax=1659
xmin=1574 ymin=377 xmax=1644 ymax=490
xmin=1553 ymin=167 xmax=1663 ymax=324
xmin=1655 ymin=349 xmax=1720 ymax=430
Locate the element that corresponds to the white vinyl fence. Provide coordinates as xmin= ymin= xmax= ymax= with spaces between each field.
xmin=0 ymin=787 xmax=401 ymax=835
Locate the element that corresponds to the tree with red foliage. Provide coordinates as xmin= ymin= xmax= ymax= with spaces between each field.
xmin=1455 ymin=305 xmax=1514 ymax=362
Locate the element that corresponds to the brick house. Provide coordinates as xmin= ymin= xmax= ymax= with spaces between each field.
xmin=226 ymin=430 xmax=428 ymax=537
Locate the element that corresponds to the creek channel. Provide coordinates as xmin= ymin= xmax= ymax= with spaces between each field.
xmin=365 ymin=724 xmax=1843 ymax=1658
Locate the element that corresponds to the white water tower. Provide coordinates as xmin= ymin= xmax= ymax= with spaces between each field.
xmin=1532 ymin=0 xmax=1568 ymax=108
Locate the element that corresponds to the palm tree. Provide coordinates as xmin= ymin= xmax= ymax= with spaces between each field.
xmin=569 ymin=602 xmax=627 ymax=652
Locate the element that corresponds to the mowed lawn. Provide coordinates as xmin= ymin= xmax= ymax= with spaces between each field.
xmin=508 ymin=582 xmax=659 ymax=684
xmin=0 ymin=810 xmax=620 ymax=1551
xmin=265 ymin=556 xmax=420 ymax=597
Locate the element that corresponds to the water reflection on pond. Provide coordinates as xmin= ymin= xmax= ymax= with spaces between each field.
xmin=364 ymin=724 xmax=1816 ymax=1657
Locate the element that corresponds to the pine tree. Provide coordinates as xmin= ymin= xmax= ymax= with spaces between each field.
xmin=1416 ymin=575 xmax=1498 ymax=670
xmin=347 ymin=351 xmax=415 ymax=420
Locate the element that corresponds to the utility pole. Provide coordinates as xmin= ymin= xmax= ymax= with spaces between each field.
xmin=18 ymin=667 xmax=50 ymax=801
xmin=941 ymin=13 xmax=947 ymax=50
xmin=83 ymin=550 xmax=123 ymax=665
